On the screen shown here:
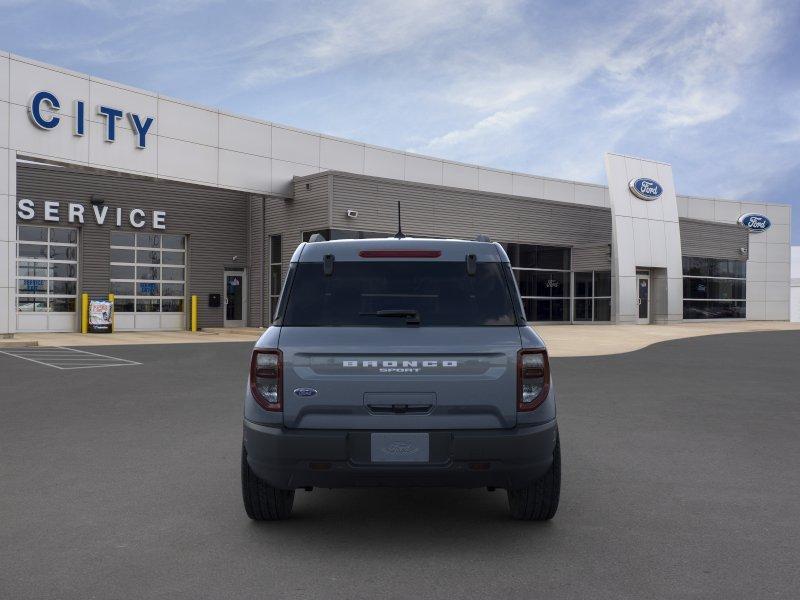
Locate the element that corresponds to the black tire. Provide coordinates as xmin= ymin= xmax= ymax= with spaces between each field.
xmin=507 ymin=435 xmax=560 ymax=521
xmin=241 ymin=446 xmax=295 ymax=521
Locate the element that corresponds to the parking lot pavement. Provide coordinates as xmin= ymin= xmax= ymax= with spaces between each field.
xmin=1 ymin=332 xmax=799 ymax=599
xmin=0 ymin=346 xmax=141 ymax=370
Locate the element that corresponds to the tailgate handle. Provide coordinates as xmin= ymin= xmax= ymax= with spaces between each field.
xmin=367 ymin=403 xmax=432 ymax=415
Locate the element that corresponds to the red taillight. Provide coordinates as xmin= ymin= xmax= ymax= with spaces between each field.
xmin=517 ymin=349 xmax=550 ymax=411
xmin=250 ymin=349 xmax=283 ymax=411
xmin=358 ymin=250 xmax=442 ymax=258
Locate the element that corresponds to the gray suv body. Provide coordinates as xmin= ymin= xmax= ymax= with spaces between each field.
xmin=242 ymin=237 xmax=560 ymax=520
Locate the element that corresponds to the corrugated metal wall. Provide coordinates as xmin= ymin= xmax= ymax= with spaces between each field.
xmin=17 ymin=163 xmax=249 ymax=329
xmin=572 ymin=244 xmax=612 ymax=271
xmin=319 ymin=171 xmax=612 ymax=247
xmin=679 ymin=218 xmax=749 ymax=260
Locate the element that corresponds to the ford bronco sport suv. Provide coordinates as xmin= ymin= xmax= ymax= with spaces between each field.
xmin=241 ymin=237 xmax=560 ymax=520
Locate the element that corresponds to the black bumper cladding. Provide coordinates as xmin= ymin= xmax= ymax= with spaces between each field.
xmin=243 ymin=420 xmax=558 ymax=489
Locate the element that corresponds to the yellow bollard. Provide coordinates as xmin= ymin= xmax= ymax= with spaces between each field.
xmin=191 ymin=295 xmax=198 ymax=332
xmin=81 ymin=293 xmax=89 ymax=334
xmin=108 ymin=293 xmax=115 ymax=333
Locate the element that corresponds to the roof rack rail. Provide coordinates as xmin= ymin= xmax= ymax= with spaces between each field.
xmin=307 ymin=233 xmax=327 ymax=243
xmin=475 ymin=234 xmax=492 ymax=242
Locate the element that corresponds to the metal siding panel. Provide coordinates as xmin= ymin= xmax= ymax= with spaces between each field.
xmin=572 ymin=245 xmax=612 ymax=271
xmin=679 ymin=218 xmax=749 ymax=260
xmin=16 ymin=163 xmax=248 ymax=329
xmin=326 ymin=173 xmax=612 ymax=247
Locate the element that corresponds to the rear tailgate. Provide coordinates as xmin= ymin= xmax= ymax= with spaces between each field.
xmin=279 ymin=326 xmax=521 ymax=429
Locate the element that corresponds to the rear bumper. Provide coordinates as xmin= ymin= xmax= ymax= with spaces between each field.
xmin=243 ymin=419 xmax=558 ymax=490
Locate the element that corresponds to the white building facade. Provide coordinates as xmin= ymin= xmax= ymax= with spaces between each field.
xmin=0 ymin=51 xmax=793 ymax=333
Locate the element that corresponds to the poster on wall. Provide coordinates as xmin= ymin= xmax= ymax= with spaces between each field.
xmin=88 ymin=300 xmax=113 ymax=333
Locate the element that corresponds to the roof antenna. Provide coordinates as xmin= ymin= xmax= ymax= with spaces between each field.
xmin=394 ymin=201 xmax=406 ymax=239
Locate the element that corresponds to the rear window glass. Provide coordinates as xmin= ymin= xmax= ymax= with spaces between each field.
xmin=281 ymin=261 xmax=517 ymax=327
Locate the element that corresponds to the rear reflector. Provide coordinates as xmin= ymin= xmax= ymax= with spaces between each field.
xmin=358 ymin=250 xmax=442 ymax=258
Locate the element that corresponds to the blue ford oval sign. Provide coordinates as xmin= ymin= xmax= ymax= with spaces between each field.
xmin=293 ymin=388 xmax=318 ymax=397
xmin=628 ymin=178 xmax=663 ymax=201
xmin=737 ymin=213 xmax=771 ymax=233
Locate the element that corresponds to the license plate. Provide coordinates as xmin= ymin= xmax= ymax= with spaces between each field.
xmin=370 ymin=432 xmax=430 ymax=463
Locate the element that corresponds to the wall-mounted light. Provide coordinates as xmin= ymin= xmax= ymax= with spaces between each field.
xmin=346 ymin=209 xmax=358 ymax=219
xmin=739 ymin=247 xmax=748 ymax=256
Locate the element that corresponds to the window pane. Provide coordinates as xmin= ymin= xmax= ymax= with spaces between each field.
xmin=137 ymin=282 xmax=160 ymax=296
xmin=574 ymin=272 xmax=593 ymax=297
xmin=18 ymin=279 xmax=47 ymax=293
xmin=270 ymin=235 xmax=282 ymax=262
xmin=136 ymin=299 xmax=160 ymax=312
xmin=137 ymin=266 xmax=159 ymax=280
xmin=515 ymin=270 xmax=570 ymax=298
xmin=683 ymin=278 xmax=746 ymax=300
xmin=574 ymin=298 xmax=592 ymax=321
xmin=282 ymin=262 xmax=517 ymax=327
xmin=506 ymin=244 xmax=570 ymax=270
xmin=682 ymin=256 xmax=746 ymax=279
xmin=137 ymin=234 xmax=160 ymax=248
xmin=51 ymin=263 xmax=77 ymax=278
xmin=522 ymin=298 xmax=570 ymax=321
xmin=18 ymin=226 xmax=48 ymax=242
xmin=161 ymin=235 xmax=185 ymax=249
xmin=111 ymin=281 xmax=135 ymax=295
xmin=161 ymin=283 xmax=184 ymax=297
xmin=111 ymin=248 xmax=135 ymax=263
xmin=50 ymin=228 xmax=77 ymax=244
xmin=137 ymin=249 xmax=161 ymax=265
xmin=19 ymin=244 xmax=48 ymax=259
xmin=594 ymin=298 xmax=611 ymax=321
xmin=49 ymin=280 xmax=76 ymax=295
xmin=17 ymin=262 xmax=49 ymax=277
xmin=50 ymin=246 xmax=77 ymax=261
xmin=114 ymin=298 xmax=135 ymax=312
xmin=110 ymin=265 xmax=135 ymax=279
xmin=683 ymin=300 xmax=746 ymax=319
xmin=270 ymin=264 xmax=282 ymax=292
xmin=594 ymin=271 xmax=611 ymax=297
xmin=17 ymin=297 xmax=47 ymax=312
xmin=111 ymin=232 xmax=135 ymax=247
xmin=161 ymin=299 xmax=184 ymax=312
xmin=49 ymin=297 xmax=76 ymax=312
xmin=161 ymin=267 xmax=185 ymax=281
xmin=162 ymin=251 xmax=184 ymax=265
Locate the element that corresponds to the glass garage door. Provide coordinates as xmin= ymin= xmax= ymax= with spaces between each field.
xmin=110 ymin=232 xmax=186 ymax=330
xmin=16 ymin=225 xmax=79 ymax=332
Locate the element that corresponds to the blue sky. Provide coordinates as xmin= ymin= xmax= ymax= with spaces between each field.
xmin=2 ymin=0 xmax=799 ymax=241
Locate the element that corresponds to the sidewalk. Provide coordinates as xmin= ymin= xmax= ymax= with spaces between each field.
xmin=2 ymin=321 xmax=798 ymax=357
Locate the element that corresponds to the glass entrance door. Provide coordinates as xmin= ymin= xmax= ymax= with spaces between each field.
xmin=637 ymin=275 xmax=650 ymax=324
xmin=224 ymin=271 xmax=246 ymax=327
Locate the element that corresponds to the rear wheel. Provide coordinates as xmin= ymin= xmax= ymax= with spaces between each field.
xmin=241 ymin=446 xmax=295 ymax=520
xmin=507 ymin=435 xmax=560 ymax=521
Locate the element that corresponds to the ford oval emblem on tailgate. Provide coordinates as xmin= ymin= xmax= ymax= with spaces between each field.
xmin=293 ymin=388 xmax=318 ymax=397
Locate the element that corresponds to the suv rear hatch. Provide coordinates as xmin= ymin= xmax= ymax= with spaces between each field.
xmin=275 ymin=245 xmax=523 ymax=430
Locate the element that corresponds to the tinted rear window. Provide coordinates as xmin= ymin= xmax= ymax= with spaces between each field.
xmin=281 ymin=261 xmax=517 ymax=326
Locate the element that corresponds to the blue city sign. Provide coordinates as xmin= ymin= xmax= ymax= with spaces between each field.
xmin=28 ymin=90 xmax=154 ymax=149
xmin=628 ymin=178 xmax=663 ymax=201
xmin=737 ymin=213 xmax=771 ymax=233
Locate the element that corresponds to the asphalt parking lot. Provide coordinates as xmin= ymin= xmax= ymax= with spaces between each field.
xmin=1 ymin=331 xmax=799 ymax=600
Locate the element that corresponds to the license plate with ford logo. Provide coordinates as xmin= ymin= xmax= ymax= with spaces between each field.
xmin=370 ymin=433 xmax=430 ymax=463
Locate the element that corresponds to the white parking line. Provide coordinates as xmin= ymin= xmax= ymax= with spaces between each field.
xmin=0 ymin=346 xmax=141 ymax=370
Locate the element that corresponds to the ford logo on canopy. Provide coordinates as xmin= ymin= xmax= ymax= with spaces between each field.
xmin=628 ymin=178 xmax=663 ymax=201
xmin=737 ymin=213 xmax=771 ymax=233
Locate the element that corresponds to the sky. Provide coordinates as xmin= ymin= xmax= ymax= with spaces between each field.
xmin=2 ymin=0 xmax=799 ymax=241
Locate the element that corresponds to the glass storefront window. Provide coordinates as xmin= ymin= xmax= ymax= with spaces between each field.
xmin=572 ymin=271 xmax=612 ymax=322
xmin=269 ymin=235 xmax=282 ymax=322
xmin=502 ymin=243 xmax=572 ymax=322
xmin=682 ymin=256 xmax=746 ymax=319
xmin=110 ymin=233 xmax=186 ymax=314
xmin=15 ymin=225 xmax=78 ymax=313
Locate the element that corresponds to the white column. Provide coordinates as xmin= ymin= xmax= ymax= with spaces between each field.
xmin=1 ymin=51 xmax=13 ymax=335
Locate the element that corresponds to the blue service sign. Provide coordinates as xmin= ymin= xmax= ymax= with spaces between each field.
xmin=737 ymin=213 xmax=771 ymax=233
xmin=628 ymin=178 xmax=663 ymax=201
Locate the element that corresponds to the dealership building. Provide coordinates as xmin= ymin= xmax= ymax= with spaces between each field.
xmin=0 ymin=51 xmax=793 ymax=334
